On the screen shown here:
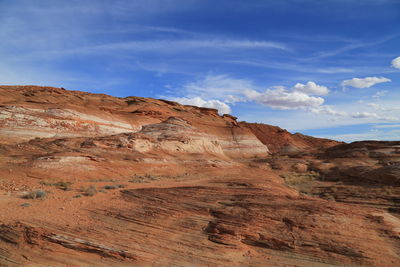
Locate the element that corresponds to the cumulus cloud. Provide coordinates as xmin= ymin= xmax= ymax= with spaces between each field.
xmin=170 ymin=74 xmax=398 ymax=129
xmin=244 ymin=87 xmax=324 ymax=110
xmin=176 ymin=76 xmax=331 ymax=112
xmin=293 ymin=81 xmax=329 ymax=95
xmin=391 ymin=56 xmax=400 ymax=69
xmin=170 ymin=96 xmax=232 ymax=115
xmin=341 ymin=76 xmax=391 ymax=88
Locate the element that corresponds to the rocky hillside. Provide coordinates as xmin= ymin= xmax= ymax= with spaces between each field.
xmin=0 ymin=86 xmax=399 ymax=267
xmin=0 ymin=85 xmax=339 ymax=155
xmin=240 ymin=122 xmax=341 ymax=153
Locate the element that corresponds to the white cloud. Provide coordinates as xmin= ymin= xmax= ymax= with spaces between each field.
xmin=318 ymin=128 xmax=400 ymax=142
xmin=391 ymin=56 xmax=400 ymax=69
xmin=177 ymin=76 xmax=329 ymax=111
xmin=172 ymin=75 xmax=398 ymax=129
xmin=293 ymin=81 xmax=329 ymax=95
xmin=351 ymin=112 xmax=378 ymax=119
xmin=349 ymin=112 xmax=396 ymax=121
xmin=225 ymin=95 xmax=243 ymax=103
xmin=316 ymin=68 xmax=353 ymax=74
xmin=367 ymin=103 xmax=380 ymax=110
xmin=170 ymin=96 xmax=232 ymax=115
xmin=42 ymin=39 xmax=288 ymax=57
xmin=372 ymin=90 xmax=388 ymax=98
xmin=341 ymin=76 xmax=391 ymax=88
xmin=310 ymin=105 xmax=347 ymax=116
xmin=373 ymin=124 xmax=400 ymax=129
xmin=244 ymin=87 xmax=324 ymax=110
xmin=182 ymin=75 xmax=255 ymax=99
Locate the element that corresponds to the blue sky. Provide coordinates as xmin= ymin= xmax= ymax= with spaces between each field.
xmin=1 ymin=0 xmax=399 ymax=142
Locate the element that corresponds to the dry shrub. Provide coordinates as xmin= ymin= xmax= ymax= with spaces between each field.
xmin=83 ymin=185 xmax=97 ymax=196
xmin=280 ymin=171 xmax=320 ymax=186
xmin=23 ymin=189 xmax=46 ymax=199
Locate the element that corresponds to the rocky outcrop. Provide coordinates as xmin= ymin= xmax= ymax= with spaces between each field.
xmin=0 ymin=86 xmax=269 ymax=158
xmin=0 ymin=105 xmax=140 ymax=142
xmin=241 ymin=122 xmax=342 ymax=153
xmin=1 ymin=86 xmax=400 ymax=266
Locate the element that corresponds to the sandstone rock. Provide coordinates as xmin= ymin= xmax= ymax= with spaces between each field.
xmin=0 ymin=86 xmax=399 ymax=267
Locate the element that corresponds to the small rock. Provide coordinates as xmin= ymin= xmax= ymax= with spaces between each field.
xmin=21 ymin=203 xmax=31 ymax=207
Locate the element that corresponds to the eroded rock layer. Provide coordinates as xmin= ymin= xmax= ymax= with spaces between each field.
xmin=0 ymin=86 xmax=399 ymax=267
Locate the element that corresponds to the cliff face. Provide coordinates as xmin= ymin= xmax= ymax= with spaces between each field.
xmin=0 ymin=86 xmax=399 ymax=267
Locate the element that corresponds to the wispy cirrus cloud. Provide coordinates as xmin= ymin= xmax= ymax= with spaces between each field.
xmin=311 ymin=105 xmax=347 ymax=116
xmin=372 ymin=90 xmax=388 ymax=98
xmin=179 ymin=75 xmax=256 ymax=99
xmin=307 ymin=34 xmax=399 ymax=60
xmin=88 ymin=39 xmax=289 ymax=52
xmin=46 ymin=39 xmax=290 ymax=56
xmin=373 ymin=124 xmax=400 ymax=129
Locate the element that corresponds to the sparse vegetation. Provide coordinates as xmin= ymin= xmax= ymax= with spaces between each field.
xmin=83 ymin=185 xmax=97 ymax=196
xmin=280 ymin=171 xmax=322 ymax=196
xmin=319 ymin=191 xmax=336 ymax=201
xmin=104 ymin=185 xmax=117 ymax=190
xmin=128 ymin=174 xmax=159 ymax=183
xmin=104 ymin=184 xmax=127 ymax=190
xmin=88 ymin=178 xmax=116 ymax=182
xmin=39 ymin=181 xmax=72 ymax=191
xmin=280 ymin=171 xmax=320 ymax=186
xmin=22 ymin=189 xmax=46 ymax=199
xmin=383 ymin=186 xmax=393 ymax=195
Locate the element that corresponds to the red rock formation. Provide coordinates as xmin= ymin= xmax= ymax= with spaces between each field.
xmin=241 ymin=122 xmax=342 ymax=153
xmin=0 ymin=86 xmax=399 ymax=266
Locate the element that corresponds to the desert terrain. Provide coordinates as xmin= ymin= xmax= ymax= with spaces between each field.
xmin=0 ymin=86 xmax=399 ymax=266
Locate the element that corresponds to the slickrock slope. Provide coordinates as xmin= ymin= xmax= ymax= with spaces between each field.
xmin=0 ymin=86 xmax=399 ymax=267
xmin=241 ymin=122 xmax=341 ymax=153
xmin=0 ymin=86 xmax=268 ymax=158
